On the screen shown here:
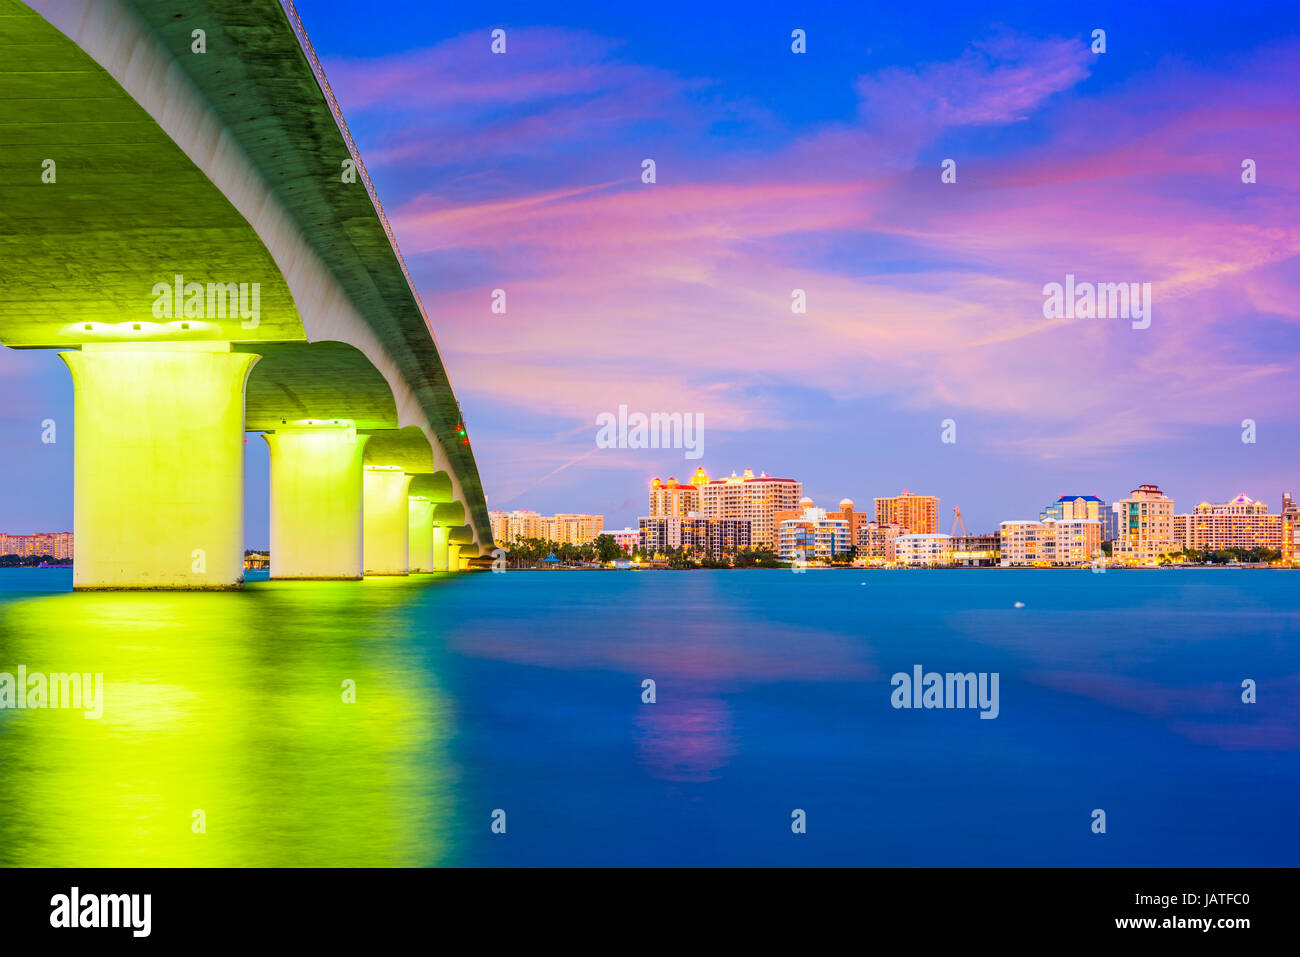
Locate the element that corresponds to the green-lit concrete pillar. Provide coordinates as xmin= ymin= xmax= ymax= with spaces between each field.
xmin=408 ymin=495 xmax=434 ymax=573
xmin=446 ymin=522 xmax=474 ymax=573
xmin=363 ymin=466 xmax=412 ymax=575
xmin=432 ymin=501 xmax=465 ymax=574
xmin=61 ymin=342 xmax=258 ymax=589
xmin=431 ymin=527 xmax=450 ymax=572
xmin=264 ymin=423 xmax=368 ymax=580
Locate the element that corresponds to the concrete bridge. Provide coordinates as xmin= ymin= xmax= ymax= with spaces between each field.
xmin=0 ymin=0 xmax=493 ymax=587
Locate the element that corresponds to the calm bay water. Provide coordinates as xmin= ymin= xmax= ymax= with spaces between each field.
xmin=0 ymin=567 xmax=1295 ymax=866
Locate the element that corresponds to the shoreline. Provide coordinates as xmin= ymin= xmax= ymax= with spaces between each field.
xmin=495 ymin=563 xmax=1294 ymax=571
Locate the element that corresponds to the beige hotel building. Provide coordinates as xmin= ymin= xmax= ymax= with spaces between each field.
xmin=1173 ymin=493 xmax=1281 ymax=551
xmin=0 ymin=531 xmax=73 ymax=560
xmin=1000 ymin=519 xmax=1102 ymax=566
xmin=648 ymin=467 xmax=710 ymax=517
xmin=1111 ymin=484 xmax=1176 ymax=565
xmin=489 ymin=510 xmax=603 ymax=546
xmin=696 ymin=468 xmax=803 ymax=549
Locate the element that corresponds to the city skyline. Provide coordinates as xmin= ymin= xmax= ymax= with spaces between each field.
xmin=2 ymin=0 xmax=1296 ymax=544
xmin=4 ymin=475 xmax=1294 ymax=546
xmin=486 ymin=478 xmax=1295 ymax=544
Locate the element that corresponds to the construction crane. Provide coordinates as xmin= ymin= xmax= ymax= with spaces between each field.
xmin=950 ymin=506 xmax=968 ymax=538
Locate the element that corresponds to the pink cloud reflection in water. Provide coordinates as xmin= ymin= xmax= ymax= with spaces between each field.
xmin=633 ymin=696 xmax=738 ymax=783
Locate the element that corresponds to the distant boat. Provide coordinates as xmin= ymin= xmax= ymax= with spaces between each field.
xmin=37 ymin=561 xmax=72 ymax=568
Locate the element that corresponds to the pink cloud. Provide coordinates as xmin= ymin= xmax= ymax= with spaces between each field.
xmin=347 ymin=30 xmax=1299 ymax=476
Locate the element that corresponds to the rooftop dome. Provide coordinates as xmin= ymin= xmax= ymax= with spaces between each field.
xmin=839 ymin=497 xmax=854 ymax=507
xmin=799 ymin=496 xmax=814 ymax=508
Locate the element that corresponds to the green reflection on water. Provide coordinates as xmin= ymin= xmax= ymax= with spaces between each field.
xmin=0 ymin=577 xmax=458 ymax=867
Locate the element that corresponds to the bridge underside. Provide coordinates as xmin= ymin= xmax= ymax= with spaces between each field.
xmin=0 ymin=0 xmax=491 ymax=586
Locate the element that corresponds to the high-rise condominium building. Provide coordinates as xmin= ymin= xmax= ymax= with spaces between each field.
xmin=1042 ymin=494 xmax=1116 ymax=540
xmin=697 ymin=468 xmax=802 ymax=549
xmin=648 ymin=468 xmax=709 ymax=516
xmin=1042 ymin=494 xmax=1105 ymax=522
xmin=489 ymin=510 xmax=508 ymax=544
xmin=833 ymin=498 xmax=867 ymax=546
xmin=489 ymin=510 xmax=601 ymax=545
xmin=546 ymin=513 xmax=604 ymax=545
xmin=0 ymin=531 xmax=73 ymax=560
xmin=638 ymin=514 xmax=751 ymax=559
xmin=874 ymin=491 xmax=939 ymax=535
xmin=999 ymin=519 xmax=1102 ymax=566
xmin=1172 ymin=493 xmax=1281 ymax=551
xmin=857 ymin=520 xmax=907 ymax=561
xmin=776 ymin=502 xmax=850 ymax=562
xmin=1282 ymin=493 xmax=1298 ymax=564
xmin=1111 ymin=484 xmax=1175 ymax=565
xmin=489 ymin=509 xmax=546 ymax=545
xmin=775 ymin=497 xmax=864 ymax=546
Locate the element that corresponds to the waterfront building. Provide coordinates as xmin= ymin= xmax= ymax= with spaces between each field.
xmin=1041 ymin=494 xmax=1105 ymax=523
xmin=1282 ymin=493 xmax=1299 ymax=564
xmin=489 ymin=509 xmax=509 ymax=544
xmin=697 ymin=467 xmax=802 ymax=549
xmin=1173 ymin=493 xmax=1281 ymax=551
xmin=776 ymin=502 xmax=850 ymax=562
xmin=546 ymin=513 xmax=604 ymax=545
xmin=638 ymin=513 xmax=751 ymax=560
xmin=488 ymin=509 xmax=546 ymax=545
xmin=999 ymin=519 xmax=1102 ymax=566
xmin=0 ymin=531 xmax=74 ymax=560
xmin=1041 ymin=494 xmax=1116 ymax=540
xmin=648 ymin=468 xmax=708 ymax=516
xmin=893 ymin=533 xmax=952 ymax=566
xmin=834 ymin=498 xmax=867 ymax=546
xmin=873 ymin=491 xmax=939 ymax=535
xmin=1052 ymin=519 xmax=1103 ymax=565
xmin=1101 ymin=505 xmax=1120 ymax=543
xmin=949 ymin=533 xmax=1001 ymax=566
xmin=857 ymin=520 xmax=907 ymax=562
xmin=488 ymin=510 xmax=603 ymax=545
xmin=1111 ymin=484 xmax=1176 ymax=565
xmin=609 ymin=528 xmax=639 ymax=554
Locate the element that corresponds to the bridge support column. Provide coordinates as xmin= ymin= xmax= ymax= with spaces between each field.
xmin=431 ymin=526 xmax=450 ymax=572
xmin=61 ymin=343 xmax=258 ymax=589
xmin=264 ymin=424 xmax=368 ymax=579
xmin=363 ymin=467 xmax=412 ymax=575
xmin=408 ymin=495 xmax=435 ymax=573
xmin=446 ymin=544 xmax=462 ymax=571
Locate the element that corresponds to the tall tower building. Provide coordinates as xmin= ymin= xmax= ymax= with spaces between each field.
xmin=698 ymin=467 xmax=802 ymax=549
xmin=873 ymin=490 xmax=939 ymax=535
xmin=1281 ymin=492 xmax=1298 ymax=564
xmin=648 ymin=469 xmax=706 ymax=517
xmin=1173 ymin=493 xmax=1280 ymax=550
xmin=1112 ymin=484 xmax=1175 ymax=565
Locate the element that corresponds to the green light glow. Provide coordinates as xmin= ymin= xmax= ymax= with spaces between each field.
xmin=63 ymin=345 xmax=257 ymax=590
xmin=362 ymin=469 xmax=413 ymax=575
xmin=265 ymin=425 xmax=368 ymax=580
xmin=408 ymin=497 xmax=435 ymax=573
xmin=0 ymin=581 xmax=456 ymax=866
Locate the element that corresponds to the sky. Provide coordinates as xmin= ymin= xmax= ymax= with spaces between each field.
xmin=1 ymin=0 xmax=1297 ymax=544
